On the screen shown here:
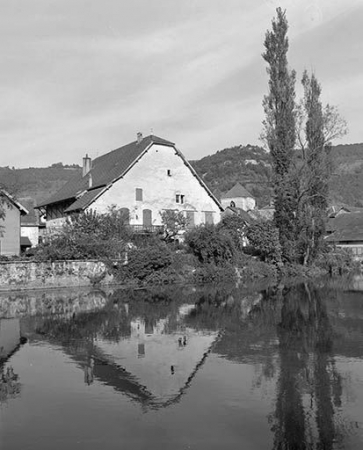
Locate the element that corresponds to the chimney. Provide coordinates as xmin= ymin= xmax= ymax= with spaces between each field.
xmin=88 ymin=173 xmax=93 ymax=189
xmin=137 ymin=132 xmax=143 ymax=144
xmin=83 ymin=154 xmax=92 ymax=177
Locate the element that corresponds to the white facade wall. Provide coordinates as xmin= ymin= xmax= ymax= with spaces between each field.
xmin=21 ymin=226 xmax=39 ymax=247
xmin=46 ymin=217 xmax=67 ymax=233
xmin=221 ymin=196 xmax=255 ymax=211
xmin=88 ymin=144 xmax=222 ymax=226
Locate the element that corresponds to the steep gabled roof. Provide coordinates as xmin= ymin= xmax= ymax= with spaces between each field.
xmin=37 ymin=135 xmax=175 ymax=208
xmin=37 ymin=134 xmax=223 ymax=212
xmin=221 ymin=183 xmax=254 ymax=199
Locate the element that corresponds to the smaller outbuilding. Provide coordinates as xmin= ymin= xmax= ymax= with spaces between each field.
xmin=325 ymin=210 xmax=363 ymax=259
xmin=220 ymin=183 xmax=256 ymax=212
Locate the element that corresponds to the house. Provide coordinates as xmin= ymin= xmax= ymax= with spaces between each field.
xmin=19 ymin=197 xmax=46 ymax=247
xmin=0 ymin=191 xmax=28 ymax=256
xmin=220 ymin=183 xmax=256 ymax=211
xmin=36 ymin=134 xmax=223 ymax=232
xmin=325 ymin=211 xmax=363 ymax=258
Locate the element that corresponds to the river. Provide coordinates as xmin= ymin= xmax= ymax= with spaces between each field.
xmin=1 ymin=278 xmax=363 ymax=449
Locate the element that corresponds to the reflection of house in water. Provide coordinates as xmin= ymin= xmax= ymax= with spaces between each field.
xmin=32 ymin=303 xmax=219 ymax=409
xmin=96 ymin=306 xmax=218 ymax=406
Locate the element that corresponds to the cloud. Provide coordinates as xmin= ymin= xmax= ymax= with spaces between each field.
xmin=0 ymin=0 xmax=361 ymax=167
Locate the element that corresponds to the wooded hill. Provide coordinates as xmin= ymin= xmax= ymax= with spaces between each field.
xmin=1 ymin=143 xmax=362 ymax=210
xmin=191 ymin=142 xmax=363 ymax=208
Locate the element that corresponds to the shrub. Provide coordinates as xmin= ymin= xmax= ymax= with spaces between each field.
xmin=217 ymin=215 xmax=249 ymax=250
xmin=121 ymin=243 xmax=174 ymax=282
xmin=245 ymin=221 xmax=282 ymax=264
xmin=32 ymin=207 xmax=131 ymax=261
xmin=315 ymin=246 xmax=360 ymax=274
xmin=184 ymin=224 xmax=236 ymax=266
xmin=192 ymin=263 xmax=237 ymax=284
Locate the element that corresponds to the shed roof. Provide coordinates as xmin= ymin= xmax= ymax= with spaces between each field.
xmin=221 ymin=183 xmax=254 ymax=199
xmin=65 ymin=187 xmax=105 ymax=213
xmin=326 ymin=211 xmax=363 ymax=242
xmin=223 ymin=206 xmax=253 ymax=222
xmin=20 ymin=236 xmax=32 ymax=247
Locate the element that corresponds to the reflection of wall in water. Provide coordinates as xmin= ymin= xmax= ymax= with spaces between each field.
xmin=0 ymin=319 xmax=20 ymax=359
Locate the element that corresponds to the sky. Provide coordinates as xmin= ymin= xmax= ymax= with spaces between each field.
xmin=1 ymin=0 xmax=362 ymax=168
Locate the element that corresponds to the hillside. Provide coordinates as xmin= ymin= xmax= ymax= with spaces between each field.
xmin=190 ymin=144 xmax=273 ymax=206
xmin=0 ymin=143 xmax=362 ymax=214
xmin=191 ymin=142 xmax=363 ymax=208
xmin=0 ymin=164 xmax=81 ymax=204
xmin=329 ymin=143 xmax=363 ymax=207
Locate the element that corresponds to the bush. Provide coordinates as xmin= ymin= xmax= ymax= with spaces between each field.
xmin=192 ymin=263 xmax=237 ymax=284
xmin=184 ymin=224 xmax=236 ymax=266
xmin=315 ymin=246 xmax=360 ymax=274
xmin=217 ymin=215 xmax=249 ymax=250
xmin=245 ymin=221 xmax=282 ymax=264
xmin=32 ymin=207 xmax=131 ymax=261
xmin=121 ymin=243 xmax=174 ymax=282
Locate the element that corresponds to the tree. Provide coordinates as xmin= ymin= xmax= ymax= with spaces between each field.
xmin=297 ymin=72 xmax=329 ymax=263
xmin=262 ymin=9 xmax=348 ymax=265
xmin=246 ymin=221 xmax=282 ymax=264
xmin=160 ymin=210 xmax=188 ymax=243
xmin=295 ymin=71 xmax=348 ymax=264
xmin=262 ymin=8 xmax=298 ymax=261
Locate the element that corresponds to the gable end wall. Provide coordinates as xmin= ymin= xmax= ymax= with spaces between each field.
xmin=88 ymin=144 xmax=221 ymax=225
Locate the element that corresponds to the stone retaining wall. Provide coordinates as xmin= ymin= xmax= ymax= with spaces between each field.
xmin=0 ymin=260 xmax=116 ymax=291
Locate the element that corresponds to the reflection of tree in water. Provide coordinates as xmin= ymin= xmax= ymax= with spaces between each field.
xmin=0 ymin=365 xmax=21 ymax=403
xmin=181 ymin=282 xmax=348 ymax=449
xmin=271 ymin=283 xmax=343 ymax=450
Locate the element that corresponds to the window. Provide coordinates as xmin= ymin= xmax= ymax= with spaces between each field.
xmin=204 ymin=211 xmax=214 ymax=225
xmin=136 ymin=188 xmax=143 ymax=201
xmin=176 ymin=194 xmax=185 ymax=204
xmin=167 ymin=169 xmax=171 ymax=176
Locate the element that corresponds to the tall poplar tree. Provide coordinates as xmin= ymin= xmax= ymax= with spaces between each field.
xmin=262 ymin=8 xmax=298 ymax=261
xmin=297 ymin=71 xmax=331 ymax=264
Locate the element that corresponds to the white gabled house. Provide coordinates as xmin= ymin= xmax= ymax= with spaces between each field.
xmin=37 ymin=134 xmax=223 ymax=232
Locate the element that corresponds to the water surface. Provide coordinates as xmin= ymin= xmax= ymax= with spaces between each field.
xmin=1 ymin=279 xmax=363 ymax=449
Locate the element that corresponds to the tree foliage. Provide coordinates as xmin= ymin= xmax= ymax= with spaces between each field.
xmin=217 ymin=214 xmax=250 ymax=250
xmin=33 ymin=207 xmax=131 ymax=261
xmin=262 ymin=7 xmax=298 ymax=261
xmin=160 ymin=209 xmax=188 ymax=243
xmin=184 ymin=224 xmax=236 ymax=266
xmin=295 ymin=72 xmax=331 ymax=263
xmin=262 ymin=8 xmax=348 ymax=265
xmin=246 ymin=221 xmax=282 ymax=264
